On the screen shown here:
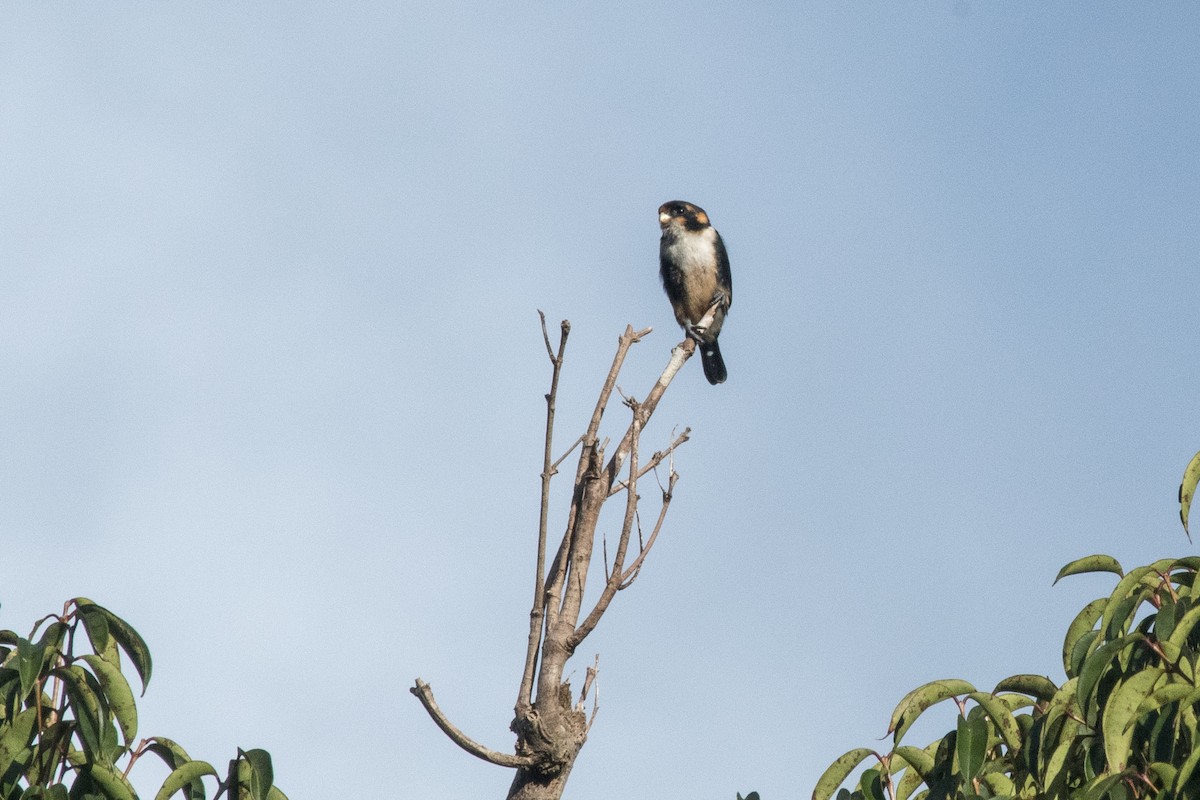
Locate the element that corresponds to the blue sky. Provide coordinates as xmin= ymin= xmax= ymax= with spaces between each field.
xmin=2 ymin=3 xmax=1198 ymax=798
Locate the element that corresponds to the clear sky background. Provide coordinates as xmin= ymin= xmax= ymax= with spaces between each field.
xmin=2 ymin=3 xmax=1198 ymax=798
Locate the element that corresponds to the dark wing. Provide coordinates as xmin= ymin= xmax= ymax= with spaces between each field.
xmin=714 ymin=232 xmax=732 ymax=310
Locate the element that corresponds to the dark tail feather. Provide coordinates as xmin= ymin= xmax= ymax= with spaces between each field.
xmin=700 ymin=340 xmax=727 ymax=385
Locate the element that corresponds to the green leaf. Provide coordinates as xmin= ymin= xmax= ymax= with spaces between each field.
xmin=0 ymin=708 xmax=37 ymax=773
xmin=1068 ymin=629 xmax=1101 ymax=681
xmin=1102 ymin=667 xmax=1164 ymax=771
xmin=1165 ymin=605 xmax=1200 ymax=651
xmin=812 ymin=748 xmax=875 ymax=800
xmin=63 ymin=771 xmax=106 ymax=800
xmin=1075 ymin=771 xmax=1130 ymax=800
xmin=145 ymin=737 xmax=193 ymax=767
xmin=265 ymin=788 xmax=288 ymax=800
xmin=52 ymin=665 xmax=108 ymax=758
xmin=26 ymin=720 xmax=72 ymax=787
xmin=995 ymin=691 xmax=1036 ymax=713
xmin=238 ymin=749 xmax=274 ymax=800
xmin=979 ymin=770 xmax=1016 ymax=796
xmin=956 ymin=713 xmax=987 ymax=781
xmin=1032 ymin=677 xmax=1080 ymax=784
xmin=1099 ymin=566 xmax=1157 ymax=639
xmin=0 ymin=668 xmax=20 ymax=721
xmin=1041 ymin=714 xmax=1082 ymax=794
xmin=736 ymin=794 xmax=760 ymax=800
xmin=144 ymin=739 xmax=206 ymax=800
xmin=72 ymin=601 xmax=152 ymax=694
xmin=966 ymin=692 xmax=1023 ymax=753
xmin=859 ymin=768 xmax=885 ymax=800
xmin=888 ymin=679 xmax=976 ymax=744
xmin=79 ymin=655 xmax=137 ymax=747
xmin=1150 ymin=703 xmax=1184 ymax=765
xmin=76 ymin=603 xmax=118 ymax=666
xmin=1145 ymin=556 xmax=1200 ymax=577
xmin=82 ymin=761 xmax=137 ymax=800
xmin=1133 ymin=682 xmax=1198 ymax=724
xmin=1174 ymin=739 xmax=1200 ymax=795
xmin=35 ymin=622 xmax=67 ymax=670
xmin=893 ymin=763 xmax=926 ymax=800
xmin=1180 ymin=450 xmax=1200 ymax=540
xmin=1156 ymin=599 xmax=1179 ymax=640
xmin=154 ymin=760 xmax=218 ymax=800
xmin=1063 ymin=598 xmax=1106 ymax=677
xmin=1076 ymin=633 xmax=1145 ymax=716
xmin=1054 ymin=555 xmax=1124 ymax=585
xmin=15 ymin=638 xmax=46 ymax=701
xmin=992 ymin=674 xmax=1057 ymax=703
xmin=892 ymin=746 xmax=935 ymax=781
xmin=1148 ymin=761 xmax=1177 ymax=789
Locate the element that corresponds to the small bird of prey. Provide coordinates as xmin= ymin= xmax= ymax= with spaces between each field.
xmin=658 ymin=200 xmax=733 ymax=385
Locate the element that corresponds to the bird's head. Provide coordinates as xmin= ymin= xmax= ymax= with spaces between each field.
xmin=658 ymin=200 xmax=710 ymax=232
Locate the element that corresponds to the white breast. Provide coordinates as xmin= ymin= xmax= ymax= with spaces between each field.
xmin=664 ymin=227 xmax=717 ymax=275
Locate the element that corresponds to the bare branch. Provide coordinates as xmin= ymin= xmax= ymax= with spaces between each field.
xmin=537 ymin=310 xmax=565 ymax=363
xmin=601 ymin=532 xmax=611 ymax=582
xmin=617 ymin=468 xmax=678 ymax=588
xmin=552 ymin=311 xmax=712 ymax=654
xmin=518 ymin=315 xmax=570 ymax=709
xmin=551 ymin=435 xmax=585 ymax=472
xmin=598 ymin=322 xmax=706 ymax=492
xmin=411 ymin=679 xmax=534 ymax=769
xmin=608 ymin=428 xmax=690 ymax=497
xmin=543 ymin=326 xmax=647 ymax=642
xmin=569 ymin=403 xmax=644 ymax=648
xmin=586 ymin=681 xmax=600 ymax=733
xmin=576 ymin=655 xmax=599 ymax=712
xmin=584 ymin=327 xmax=650 ymax=446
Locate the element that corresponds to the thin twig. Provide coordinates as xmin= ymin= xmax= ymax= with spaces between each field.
xmin=518 ymin=314 xmax=569 ymax=710
xmin=576 ymin=655 xmax=599 ymax=711
xmin=552 ymin=435 xmax=586 ymax=472
xmin=412 ymin=679 xmax=534 ymax=769
xmin=609 ymin=428 xmax=690 ymax=497
xmin=538 ymin=310 xmax=558 ymax=362
xmin=601 ymin=533 xmax=611 ymax=582
xmin=618 ymin=469 xmax=678 ymax=588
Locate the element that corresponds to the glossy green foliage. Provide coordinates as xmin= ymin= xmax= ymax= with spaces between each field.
xmin=815 ymin=555 xmax=1200 ymax=800
xmin=1181 ymin=451 xmax=1200 ymax=541
xmin=0 ymin=599 xmax=287 ymax=800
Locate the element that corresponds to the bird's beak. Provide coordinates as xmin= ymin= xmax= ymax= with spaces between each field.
xmin=658 ymin=211 xmax=671 ymax=225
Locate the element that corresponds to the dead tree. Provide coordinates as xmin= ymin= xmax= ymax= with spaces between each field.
xmin=412 ymin=303 xmax=721 ymax=800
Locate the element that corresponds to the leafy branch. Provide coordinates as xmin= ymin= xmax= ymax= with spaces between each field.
xmin=0 ymin=598 xmax=287 ymax=800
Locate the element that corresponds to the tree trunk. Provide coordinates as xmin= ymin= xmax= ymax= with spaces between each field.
xmin=507 ymin=681 xmax=587 ymax=800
